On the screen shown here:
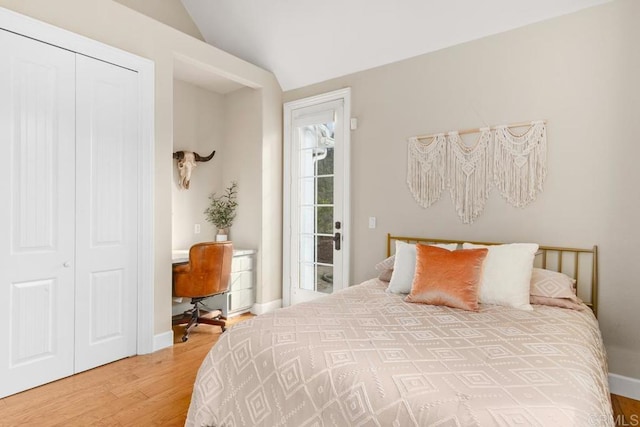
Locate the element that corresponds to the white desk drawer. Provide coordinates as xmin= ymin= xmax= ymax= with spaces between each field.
xmin=232 ymin=255 xmax=254 ymax=273
xmin=230 ymin=270 xmax=253 ymax=292
xmin=228 ymin=288 xmax=253 ymax=312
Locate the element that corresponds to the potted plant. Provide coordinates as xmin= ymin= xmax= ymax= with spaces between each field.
xmin=204 ymin=181 xmax=238 ymax=241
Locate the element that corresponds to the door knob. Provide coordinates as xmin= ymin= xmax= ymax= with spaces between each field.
xmin=63 ymin=261 xmax=71 ymax=268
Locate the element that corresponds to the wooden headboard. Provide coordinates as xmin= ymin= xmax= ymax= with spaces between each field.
xmin=387 ymin=234 xmax=599 ymax=317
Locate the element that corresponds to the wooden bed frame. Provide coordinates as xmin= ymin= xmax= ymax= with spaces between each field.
xmin=387 ymin=233 xmax=599 ymax=316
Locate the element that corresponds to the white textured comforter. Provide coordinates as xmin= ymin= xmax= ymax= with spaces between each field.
xmin=186 ymin=279 xmax=612 ymax=426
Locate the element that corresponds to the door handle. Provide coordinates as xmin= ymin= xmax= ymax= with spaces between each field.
xmin=333 ymin=232 xmax=341 ymax=251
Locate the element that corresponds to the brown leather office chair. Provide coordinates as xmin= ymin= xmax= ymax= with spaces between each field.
xmin=172 ymin=241 xmax=233 ymax=342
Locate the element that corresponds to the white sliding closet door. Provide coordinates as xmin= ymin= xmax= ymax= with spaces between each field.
xmin=0 ymin=29 xmax=76 ymax=397
xmin=74 ymin=55 xmax=138 ymax=372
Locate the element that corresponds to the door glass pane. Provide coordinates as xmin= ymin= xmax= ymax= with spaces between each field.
xmin=299 ymin=148 xmax=315 ymax=177
xmin=299 ymin=263 xmax=315 ymax=291
xmin=316 ymin=146 xmax=334 ymax=176
xmin=299 ymin=177 xmax=315 ymax=206
xmin=299 ymin=126 xmax=318 ymax=149
xmin=317 ymin=236 xmax=333 ymax=264
xmin=299 ymin=234 xmax=315 ymax=264
xmin=317 ymin=265 xmax=333 ymax=294
xmin=296 ymin=120 xmax=336 ymax=294
xmin=316 ymin=206 xmax=333 ymax=234
xmin=300 ymin=206 xmax=314 ymax=235
xmin=316 ymin=176 xmax=333 ymax=205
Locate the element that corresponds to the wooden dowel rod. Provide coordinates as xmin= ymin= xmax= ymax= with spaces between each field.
xmin=412 ymin=120 xmax=546 ymax=141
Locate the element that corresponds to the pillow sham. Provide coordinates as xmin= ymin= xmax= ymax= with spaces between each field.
xmin=529 ymin=268 xmax=576 ymax=299
xmin=386 ymin=241 xmax=458 ymax=293
xmin=530 ymin=295 xmax=586 ymax=311
xmin=405 ymin=244 xmax=488 ymax=311
xmin=375 ymin=255 xmax=396 ymax=272
xmin=378 ymin=268 xmax=393 ymax=282
xmin=375 ymin=255 xmax=396 ymax=282
xmin=462 ymin=242 xmax=538 ymax=311
xmin=529 ymin=268 xmax=584 ymax=310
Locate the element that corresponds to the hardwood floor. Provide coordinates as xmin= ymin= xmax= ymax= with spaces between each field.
xmin=0 ymin=312 xmax=637 ymax=426
xmin=612 ymin=393 xmax=640 ymax=426
xmin=0 ymin=314 xmax=252 ymax=427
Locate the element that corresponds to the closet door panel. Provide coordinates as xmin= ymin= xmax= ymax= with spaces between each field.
xmin=0 ymin=29 xmax=76 ymax=398
xmin=74 ymin=54 xmax=139 ymax=372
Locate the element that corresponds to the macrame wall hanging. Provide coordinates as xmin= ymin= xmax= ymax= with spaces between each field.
xmin=447 ymin=129 xmax=492 ymax=224
xmin=407 ymin=133 xmax=446 ymax=208
xmin=493 ymin=121 xmax=547 ymax=208
xmin=406 ymin=120 xmax=547 ymax=224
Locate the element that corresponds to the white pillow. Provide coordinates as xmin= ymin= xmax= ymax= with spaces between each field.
xmin=462 ymin=242 xmax=538 ymax=310
xmin=387 ymin=241 xmax=457 ymax=294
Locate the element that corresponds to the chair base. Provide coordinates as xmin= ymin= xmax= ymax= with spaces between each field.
xmin=172 ymin=298 xmax=226 ymax=342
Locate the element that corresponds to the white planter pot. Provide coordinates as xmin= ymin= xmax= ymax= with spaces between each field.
xmin=215 ymin=234 xmax=228 ymax=242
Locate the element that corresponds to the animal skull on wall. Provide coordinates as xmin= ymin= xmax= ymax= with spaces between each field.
xmin=173 ymin=149 xmax=216 ymax=189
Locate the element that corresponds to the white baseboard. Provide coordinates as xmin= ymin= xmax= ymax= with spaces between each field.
xmin=152 ymin=330 xmax=174 ymax=352
xmin=251 ymin=299 xmax=282 ymax=315
xmin=609 ymin=373 xmax=640 ymax=401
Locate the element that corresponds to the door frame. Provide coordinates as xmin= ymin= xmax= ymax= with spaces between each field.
xmin=283 ymin=88 xmax=351 ymax=307
xmin=0 ymin=7 xmax=155 ymax=354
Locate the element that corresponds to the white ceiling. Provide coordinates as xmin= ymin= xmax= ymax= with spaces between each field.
xmin=181 ymin=0 xmax=610 ymax=91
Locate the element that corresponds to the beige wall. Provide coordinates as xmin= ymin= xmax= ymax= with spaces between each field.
xmin=221 ymin=88 xmax=262 ymax=250
xmin=285 ymin=0 xmax=640 ymax=379
xmin=172 ymin=79 xmax=225 ymax=247
xmin=220 ymin=85 xmax=283 ymax=306
xmin=0 ymin=0 xmax=283 ymax=338
xmin=260 ymin=85 xmax=284 ymax=304
xmin=114 ymin=0 xmax=203 ymax=41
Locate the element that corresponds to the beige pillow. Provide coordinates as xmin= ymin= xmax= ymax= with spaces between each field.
xmin=529 ymin=268 xmax=577 ymax=299
xmin=375 ymin=255 xmax=395 ymax=282
xmin=529 ymin=268 xmax=585 ymax=310
xmin=378 ymin=268 xmax=393 ymax=282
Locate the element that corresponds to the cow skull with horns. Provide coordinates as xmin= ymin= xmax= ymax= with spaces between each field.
xmin=173 ymin=149 xmax=216 ymax=189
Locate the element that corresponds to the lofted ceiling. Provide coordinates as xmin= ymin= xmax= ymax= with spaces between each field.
xmin=181 ymin=0 xmax=610 ymax=91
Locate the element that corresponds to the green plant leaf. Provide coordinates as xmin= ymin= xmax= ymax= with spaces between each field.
xmin=204 ymin=181 xmax=238 ymax=230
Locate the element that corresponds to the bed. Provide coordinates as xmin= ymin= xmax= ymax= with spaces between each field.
xmin=186 ymin=235 xmax=612 ymax=426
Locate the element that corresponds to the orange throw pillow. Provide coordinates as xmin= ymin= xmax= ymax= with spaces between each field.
xmin=405 ymin=244 xmax=488 ymax=311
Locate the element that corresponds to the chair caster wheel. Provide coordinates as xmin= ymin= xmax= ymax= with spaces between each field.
xmin=221 ymin=327 xmax=226 ymax=333
xmin=181 ymin=335 xmax=189 ymax=342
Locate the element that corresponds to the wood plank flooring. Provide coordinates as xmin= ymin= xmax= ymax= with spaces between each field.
xmin=612 ymin=393 xmax=640 ymax=426
xmin=0 ymin=314 xmax=251 ymax=427
xmin=0 ymin=312 xmax=637 ymax=426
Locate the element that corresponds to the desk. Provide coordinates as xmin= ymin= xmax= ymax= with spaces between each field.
xmin=171 ymin=249 xmax=256 ymax=264
xmin=172 ymin=248 xmax=257 ymax=317
xmin=171 ymin=249 xmax=189 ymax=264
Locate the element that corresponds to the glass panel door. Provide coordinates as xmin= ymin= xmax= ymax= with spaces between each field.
xmin=283 ymin=90 xmax=350 ymax=306
xmin=298 ymin=122 xmax=335 ymax=294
